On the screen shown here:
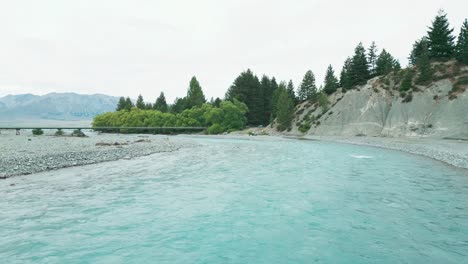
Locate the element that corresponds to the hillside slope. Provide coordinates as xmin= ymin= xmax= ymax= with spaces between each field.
xmin=0 ymin=92 xmax=119 ymax=121
xmin=275 ymin=61 xmax=468 ymax=139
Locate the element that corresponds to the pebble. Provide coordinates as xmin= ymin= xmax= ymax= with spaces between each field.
xmin=0 ymin=131 xmax=196 ymax=178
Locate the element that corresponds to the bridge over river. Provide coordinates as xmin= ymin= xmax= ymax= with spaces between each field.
xmin=0 ymin=127 xmax=207 ymax=135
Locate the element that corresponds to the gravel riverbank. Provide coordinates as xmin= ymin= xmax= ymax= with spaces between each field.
xmin=0 ymin=130 xmax=196 ymax=178
xmin=304 ymin=135 xmax=468 ymax=170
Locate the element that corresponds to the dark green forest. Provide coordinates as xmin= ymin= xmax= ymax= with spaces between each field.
xmin=94 ymin=11 xmax=467 ymax=133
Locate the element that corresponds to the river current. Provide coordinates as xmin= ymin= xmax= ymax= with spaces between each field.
xmin=1 ymin=136 xmax=467 ymax=263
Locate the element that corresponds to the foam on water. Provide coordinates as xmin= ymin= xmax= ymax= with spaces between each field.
xmin=1 ymin=137 xmax=468 ymax=263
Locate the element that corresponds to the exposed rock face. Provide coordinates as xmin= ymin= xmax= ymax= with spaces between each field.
xmin=289 ymin=62 xmax=468 ymax=139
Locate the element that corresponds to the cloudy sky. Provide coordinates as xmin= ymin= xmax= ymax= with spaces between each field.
xmin=0 ymin=0 xmax=466 ymax=102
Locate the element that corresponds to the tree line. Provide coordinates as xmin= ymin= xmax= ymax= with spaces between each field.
xmin=98 ymin=10 xmax=467 ymax=133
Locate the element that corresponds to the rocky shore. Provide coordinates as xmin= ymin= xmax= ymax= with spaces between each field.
xmin=0 ymin=130 xmax=196 ymax=178
xmin=304 ymin=135 xmax=468 ymax=170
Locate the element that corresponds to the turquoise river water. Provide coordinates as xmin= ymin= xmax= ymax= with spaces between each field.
xmin=1 ymin=136 xmax=468 ymax=263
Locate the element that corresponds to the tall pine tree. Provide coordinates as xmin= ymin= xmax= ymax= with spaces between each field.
xmin=416 ymin=42 xmax=433 ymax=84
xmin=275 ymin=87 xmax=295 ymax=132
xmin=427 ymin=10 xmax=456 ymax=60
xmin=153 ymin=92 xmax=168 ymax=112
xmin=298 ymin=70 xmax=317 ymax=102
xmin=286 ymin=80 xmax=297 ymax=104
xmin=116 ymin=97 xmax=126 ymax=111
xmin=186 ymin=76 xmax=206 ymax=109
xmin=225 ymin=69 xmax=263 ymax=125
xmin=340 ymin=57 xmax=353 ymax=90
xmin=171 ymin=97 xmax=186 ymax=113
xmin=260 ymin=75 xmax=273 ymax=125
xmin=409 ymin=37 xmax=429 ymax=65
xmin=323 ymin=65 xmax=339 ymax=95
xmin=136 ymin=94 xmax=145 ymax=109
xmin=456 ymin=19 xmax=468 ymax=64
xmin=368 ymin=41 xmax=378 ymax=77
xmin=375 ymin=49 xmax=398 ymax=76
xmin=349 ymin=42 xmax=370 ymax=87
xmin=124 ymin=97 xmax=133 ymax=111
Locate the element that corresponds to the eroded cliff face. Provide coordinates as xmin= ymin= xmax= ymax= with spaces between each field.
xmin=287 ymin=62 xmax=468 ymax=139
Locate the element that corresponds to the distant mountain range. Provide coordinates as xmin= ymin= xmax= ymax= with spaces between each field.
xmin=0 ymin=93 xmax=119 ymax=121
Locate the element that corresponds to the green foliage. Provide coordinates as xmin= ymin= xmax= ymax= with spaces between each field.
xmin=375 ymin=49 xmax=399 ymax=76
xmin=298 ymin=70 xmax=317 ymax=102
xmin=72 ymin=129 xmax=86 ymax=137
xmin=117 ymin=96 xmax=134 ymax=111
xmin=317 ymin=92 xmax=329 ymax=113
xmin=323 ymin=65 xmax=339 ymax=95
xmin=171 ymin=97 xmax=187 ymax=113
xmin=286 ymin=80 xmax=297 ymax=104
xmin=340 ymin=57 xmax=353 ymax=89
xmin=93 ymin=99 xmax=248 ymax=135
xmin=368 ymin=41 xmax=378 ymax=77
xmin=225 ymin=69 xmax=265 ymax=126
xmin=409 ymin=37 xmax=429 ymax=65
xmin=54 ymin=129 xmax=64 ymax=136
xmin=452 ymin=76 xmax=468 ymax=92
xmin=136 ymin=94 xmax=146 ymax=109
xmin=275 ymin=88 xmax=295 ymax=131
xmin=32 ymin=128 xmax=44 ymax=135
xmin=427 ymin=10 xmax=456 ymax=60
xmin=124 ymin=97 xmax=133 ymax=111
xmin=207 ymin=124 xmax=224 ymax=134
xmin=400 ymin=70 xmax=414 ymax=91
xmin=260 ymin=75 xmax=277 ymax=125
xmin=153 ymin=92 xmax=168 ymax=113
xmin=186 ymin=76 xmax=206 ymax=109
xmin=270 ymin=83 xmax=282 ymax=121
xmin=116 ymin=97 xmax=126 ymax=111
xmin=349 ymin=42 xmax=371 ymax=87
xmin=298 ymin=122 xmax=311 ymax=133
xmin=416 ymin=44 xmax=433 ymax=84
xmin=456 ymin=19 xmax=468 ymax=64
xmin=402 ymin=93 xmax=413 ymax=103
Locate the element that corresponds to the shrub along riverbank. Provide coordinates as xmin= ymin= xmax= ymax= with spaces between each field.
xmin=92 ymin=99 xmax=248 ymax=134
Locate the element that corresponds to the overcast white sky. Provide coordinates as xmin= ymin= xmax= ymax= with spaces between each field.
xmin=0 ymin=0 xmax=467 ymax=102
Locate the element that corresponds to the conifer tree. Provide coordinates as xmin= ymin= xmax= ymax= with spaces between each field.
xmin=375 ymin=49 xmax=397 ymax=76
xmin=323 ymin=65 xmax=339 ymax=95
xmin=286 ymin=80 xmax=297 ymax=104
xmin=154 ymin=92 xmax=168 ymax=112
xmin=186 ymin=76 xmax=206 ymax=109
xmin=171 ymin=97 xmax=186 ymax=113
xmin=456 ymin=19 xmax=468 ymax=64
xmin=136 ymin=94 xmax=145 ymax=109
xmin=409 ymin=37 xmax=429 ymax=65
xmin=416 ymin=43 xmax=433 ymax=84
xmin=427 ymin=10 xmax=456 ymax=59
xmin=116 ymin=97 xmax=126 ymax=111
xmin=225 ymin=69 xmax=263 ymax=125
xmin=260 ymin=75 xmax=273 ymax=125
xmin=340 ymin=57 xmax=353 ymax=89
xmin=298 ymin=70 xmax=317 ymax=102
xmin=400 ymin=70 xmax=413 ymax=91
xmin=368 ymin=41 xmax=379 ymax=77
xmin=349 ymin=42 xmax=370 ymax=86
xmin=393 ymin=60 xmax=401 ymax=72
xmin=275 ymin=87 xmax=294 ymax=131
xmin=124 ymin=97 xmax=133 ymax=111
xmin=145 ymin=103 xmax=153 ymax=110
xmin=213 ymin=97 xmax=222 ymax=108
